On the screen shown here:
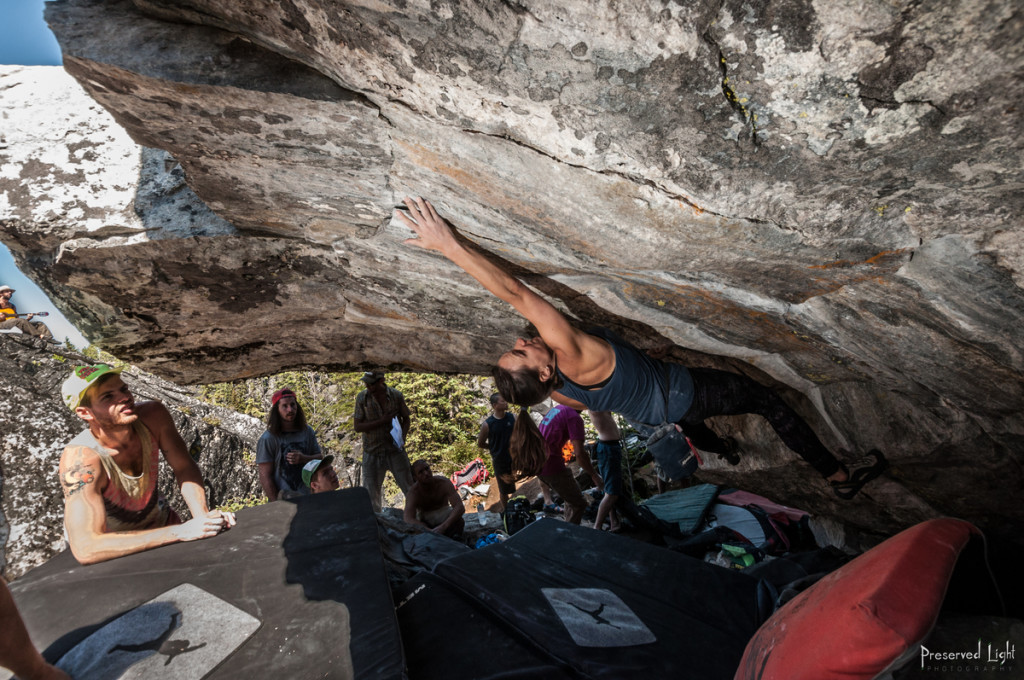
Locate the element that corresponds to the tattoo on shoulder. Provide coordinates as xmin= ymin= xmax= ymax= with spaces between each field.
xmin=61 ymin=448 xmax=99 ymax=499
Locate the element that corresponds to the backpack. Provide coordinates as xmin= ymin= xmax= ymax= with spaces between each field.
xmin=503 ymin=496 xmax=535 ymax=535
xmin=451 ymin=458 xmax=489 ymax=488
xmin=743 ymin=504 xmax=815 ymax=555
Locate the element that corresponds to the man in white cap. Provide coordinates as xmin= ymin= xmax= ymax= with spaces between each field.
xmin=0 ymin=285 xmax=56 ymax=342
xmin=302 ymin=455 xmax=340 ymax=494
xmin=58 ymin=364 xmax=235 ymax=564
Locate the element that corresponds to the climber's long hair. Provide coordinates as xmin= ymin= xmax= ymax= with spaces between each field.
xmin=492 ymin=364 xmax=560 ymax=409
xmin=492 ymin=362 xmax=564 ymax=479
xmin=509 ymin=406 xmax=547 ymax=479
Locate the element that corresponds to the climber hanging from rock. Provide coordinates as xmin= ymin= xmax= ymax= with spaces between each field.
xmin=396 ymin=197 xmax=887 ymax=499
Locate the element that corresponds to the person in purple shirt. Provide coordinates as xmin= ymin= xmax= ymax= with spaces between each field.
xmin=533 ymin=405 xmax=602 ymax=525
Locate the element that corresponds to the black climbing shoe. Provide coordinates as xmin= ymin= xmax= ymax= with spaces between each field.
xmin=830 ymin=450 xmax=888 ymax=499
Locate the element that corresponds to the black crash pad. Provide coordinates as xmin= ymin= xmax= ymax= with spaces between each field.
xmin=396 ymin=517 xmax=766 ymax=680
xmin=8 ymin=488 xmax=404 ymax=680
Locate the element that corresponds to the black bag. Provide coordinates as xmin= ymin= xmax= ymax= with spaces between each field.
xmin=645 ymin=364 xmax=700 ymax=481
xmin=502 ymin=496 xmax=535 ymax=535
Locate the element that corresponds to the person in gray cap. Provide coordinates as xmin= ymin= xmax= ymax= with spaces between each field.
xmin=0 ymin=284 xmax=56 ymax=342
xmin=353 ymin=371 xmax=413 ymax=511
xmin=302 ymin=455 xmax=340 ymax=494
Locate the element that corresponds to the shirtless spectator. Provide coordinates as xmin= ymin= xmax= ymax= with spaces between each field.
xmin=302 ymin=455 xmax=340 ymax=494
xmin=403 ymin=460 xmax=465 ymax=538
xmin=59 ymin=364 xmax=234 ymax=565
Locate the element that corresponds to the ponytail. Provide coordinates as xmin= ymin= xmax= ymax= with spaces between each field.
xmin=510 ymin=406 xmax=547 ymax=479
xmin=492 ymin=364 xmax=561 ymax=409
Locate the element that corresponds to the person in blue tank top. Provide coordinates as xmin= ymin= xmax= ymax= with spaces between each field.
xmin=398 ymin=198 xmax=887 ymax=499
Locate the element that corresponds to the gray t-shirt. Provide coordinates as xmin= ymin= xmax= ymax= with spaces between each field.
xmin=255 ymin=426 xmax=321 ymax=496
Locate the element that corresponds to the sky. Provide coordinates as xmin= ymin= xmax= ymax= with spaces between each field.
xmin=1 ymin=245 xmax=88 ymax=347
xmin=2 ymin=1 xmax=89 ymax=347
xmin=1 ymin=0 xmax=62 ymax=66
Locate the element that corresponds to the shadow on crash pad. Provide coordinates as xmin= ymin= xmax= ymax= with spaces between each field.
xmin=7 ymin=488 xmax=403 ymax=680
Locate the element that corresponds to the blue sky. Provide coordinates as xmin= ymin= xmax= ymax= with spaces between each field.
xmin=1 ymin=0 xmax=62 ymax=66
xmin=1 ymin=246 xmax=88 ymax=347
xmin=2 ymin=1 xmax=87 ymax=346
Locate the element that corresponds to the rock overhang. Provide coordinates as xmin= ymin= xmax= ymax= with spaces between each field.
xmin=0 ymin=0 xmax=1021 ymax=537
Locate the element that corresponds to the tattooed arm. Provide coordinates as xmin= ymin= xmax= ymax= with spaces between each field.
xmin=59 ymin=445 xmax=227 ymax=565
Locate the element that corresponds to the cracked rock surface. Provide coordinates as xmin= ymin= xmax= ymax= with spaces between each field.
xmin=1 ymin=0 xmax=1022 ymax=543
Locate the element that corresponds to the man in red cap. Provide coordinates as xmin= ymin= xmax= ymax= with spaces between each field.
xmin=256 ymin=388 xmax=324 ymax=500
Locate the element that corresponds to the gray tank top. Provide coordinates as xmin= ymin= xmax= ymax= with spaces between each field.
xmin=555 ymin=328 xmax=694 ymax=427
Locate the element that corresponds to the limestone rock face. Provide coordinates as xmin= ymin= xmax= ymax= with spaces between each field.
xmin=0 ymin=334 xmax=262 ymax=579
xmin=0 ymin=0 xmax=1022 ymax=541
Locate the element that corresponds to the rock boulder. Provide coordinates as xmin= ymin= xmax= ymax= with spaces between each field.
xmin=1 ymin=0 xmax=1022 ymax=545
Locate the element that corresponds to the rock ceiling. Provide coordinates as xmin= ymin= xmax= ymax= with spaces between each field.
xmin=1 ymin=0 xmax=1022 ymax=539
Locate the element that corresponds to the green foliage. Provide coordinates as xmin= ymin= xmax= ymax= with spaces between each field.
xmin=386 ymin=373 xmax=489 ymax=477
xmin=196 ymin=370 xmax=490 ymax=479
xmin=81 ymin=345 xmax=128 ymax=369
xmin=198 ymin=379 xmax=269 ymax=419
xmin=217 ymin=495 xmax=268 ymax=513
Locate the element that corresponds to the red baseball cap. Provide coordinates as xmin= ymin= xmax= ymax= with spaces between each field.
xmin=271 ymin=388 xmax=296 ymax=406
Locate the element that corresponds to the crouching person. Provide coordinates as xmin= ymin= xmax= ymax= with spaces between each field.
xmin=59 ymin=364 xmax=235 ymax=565
xmin=403 ymin=460 xmax=465 ymax=538
xmin=302 ymin=455 xmax=340 ymax=494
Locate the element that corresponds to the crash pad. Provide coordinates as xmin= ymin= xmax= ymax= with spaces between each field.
xmin=735 ymin=518 xmax=983 ymax=680
xmin=7 ymin=488 xmax=404 ymax=680
xmin=639 ymin=483 xmax=719 ymax=534
xmin=397 ymin=517 xmax=766 ymax=679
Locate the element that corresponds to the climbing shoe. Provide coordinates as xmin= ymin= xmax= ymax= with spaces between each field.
xmin=830 ymin=450 xmax=888 ymax=500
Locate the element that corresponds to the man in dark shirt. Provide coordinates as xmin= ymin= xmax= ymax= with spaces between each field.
xmin=256 ymin=388 xmax=322 ymax=500
xmin=477 ymin=393 xmax=516 ymax=511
